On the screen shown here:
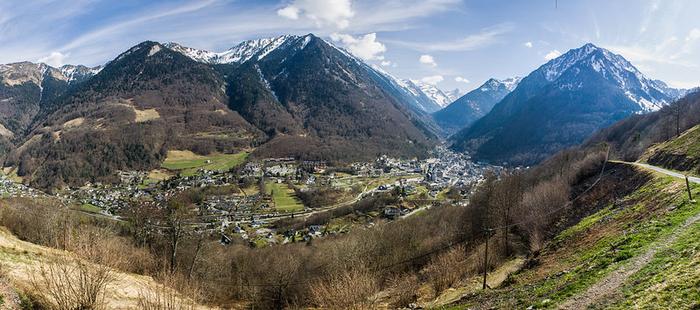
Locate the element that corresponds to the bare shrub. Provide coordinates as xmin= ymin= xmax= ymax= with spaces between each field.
xmin=422 ymin=244 xmax=468 ymax=294
xmin=310 ymin=268 xmax=380 ymax=309
xmin=386 ymin=273 xmax=420 ymax=308
xmin=517 ymin=178 xmax=570 ymax=252
xmin=30 ymin=256 xmax=114 ymax=310
xmin=137 ymin=272 xmax=199 ymax=310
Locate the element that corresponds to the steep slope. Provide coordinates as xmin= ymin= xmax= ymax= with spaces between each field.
xmin=433 ymin=77 xmax=520 ymax=134
xmin=223 ymin=34 xmax=435 ymax=161
xmin=451 ymin=43 xmax=680 ymax=165
xmin=0 ymin=62 xmax=100 ymax=157
xmin=7 ymin=41 xmax=261 ymax=189
xmin=0 ymin=62 xmax=99 ymax=136
xmin=359 ymin=66 xmax=443 ymax=114
xmin=409 ymin=80 xmax=456 ymax=109
xmin=586 ymin=90 xmax=700 ymax=163
xmin=170 ymin=37 xmax=445 ymax=116
xmin=0 ymin=223 xmax=206 ymax=308
xmin=451 ymin=163 xmax=700 ymax=309
xmin=640 ymin=124 xmax=700 ymax=174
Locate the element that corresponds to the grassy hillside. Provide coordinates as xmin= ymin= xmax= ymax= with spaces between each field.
xmin=448 ymin=165 xmax=700 ymax=309
xmin=641 ymin=124 xmax=700 ymax=174
xmin=587 ymin=90 xmax=700 ymax=162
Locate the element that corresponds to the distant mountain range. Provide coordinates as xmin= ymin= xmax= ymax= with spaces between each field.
xmin=0 ymin=36 xmax=691 ymax=187
xmin=0 ymin=34 xmax=444 ymax=189
xmin=433 ymin=77 xmax=521 ymax=135
xmin=450 ymin=43 xmax=688 ymax=165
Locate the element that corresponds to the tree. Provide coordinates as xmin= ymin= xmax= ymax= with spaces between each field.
xmin=164 ymin=199 xmax=195 ymax=274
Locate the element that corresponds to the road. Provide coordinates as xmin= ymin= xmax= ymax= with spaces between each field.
xmin=625 ymin=162 xmax=700 ymax=184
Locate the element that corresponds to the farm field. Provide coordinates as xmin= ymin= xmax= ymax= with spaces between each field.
xmin=265 ymin=181 xmax=304 ymax=212
xmin=162 ymin=150 xmax=249 ymax=176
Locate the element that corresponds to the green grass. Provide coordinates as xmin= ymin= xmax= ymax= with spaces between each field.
xmin=454 ymin=176 xmax=700 ymax=309
xmin=662 ymin=125 xmax=700 ymax=158
xmin=265 ymin=181 xmax=304 ymax=212
xmin=607 ymin=221 xmax=700 ymax=309
xmin=162 ymin=151 xmax=249 ymax=176
xmin=79 ymin=203 xmax=102 ymax=213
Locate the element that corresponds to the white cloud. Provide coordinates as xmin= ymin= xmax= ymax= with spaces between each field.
xmin=387 ymin=23 xmax=513 ymax=52
xmin=276 ymin=6 xmax=299 ymax=20
xmin=455 ymin=76 xmax=470 ymax=84
xmin=419 ymin=54 xmax=437 ymax=67
xmin=686 ymin=28 xmax=700 ymax=42
xmin=665 ymin=80 xmax=699 ymax=89
xmin=380 ymin=60 xmax=392 ymax=67
xmin=544 ymin=50 xmax=562 ymax=60
xmin=524 ymin=41 xmax=533 ymax=48
xmin=277 ymin=0 xmax=354 ymax=29
xmin=330 ymin=32 xmax=386 ymax=61
xmin=608 ymin=44 xmax=696 ymax=67
xmin=421 ymin=75 xmax=444 ymax=85
xmin=37 ymin=52 xmax=68 ymax=67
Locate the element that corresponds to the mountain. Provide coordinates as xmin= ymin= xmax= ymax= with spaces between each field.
xmin=168 ymin=36 xmax=445 ymax=116
xmin=450 ymin=43 xmax=683 ymax=165
xmin=4 ymin=35 xmax=437 ymax=188
xmin=433 ymin=77 xmax=520 ymax=134
xmin=342 ymin=64 xmax=444 ymax=114
xmin=586 ymin=89 xmax=700 ymax=164
xmin=163 ymin=35 xmax=293 ymax=65
xmin=59 ymin=64 xmax=102 ymax=84
xmin=410 ymin=80 xmax=456 ymax=108
xmin=218 ymin=34 xmax=436 ymax=160
xmin=6 ymin=41 xmax=261 ymax=189
xmin=0 ymin=62 xmax=100 ymax=138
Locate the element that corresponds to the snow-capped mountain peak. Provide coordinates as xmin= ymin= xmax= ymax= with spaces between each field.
xmin=408 ymin=80 xmax=456 ymax=108
xmin=539 ymin=43 xmax=680 ymax=112
xmin=0 ymin=62 xmax=100 ymax=87
xmin=164 ymin=35 xmax=301 ymax=65
xmin=480 ymin=77 xmax=522 ymax=92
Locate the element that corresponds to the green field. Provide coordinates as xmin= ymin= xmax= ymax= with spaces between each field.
xmin=162 ymin=150 xmax=249 ymax=176
xmin=265 ymin=181 xmax=304 ymax=212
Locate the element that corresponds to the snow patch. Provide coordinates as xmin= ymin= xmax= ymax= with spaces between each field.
xmin=147 ymin=45 xmax=162 ymax=57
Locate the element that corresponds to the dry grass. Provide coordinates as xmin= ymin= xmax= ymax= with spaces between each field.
xmin=62 ymin=117 xmax=85 ymax=128
xmin=310 ymin=268 xmax=380 ymax=309
xmin=134 ymin=108 xmax=161 ymax=123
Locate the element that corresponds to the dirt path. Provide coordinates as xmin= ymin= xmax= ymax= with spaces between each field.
xmin=558 ymin=162 xmax=700 ymax=309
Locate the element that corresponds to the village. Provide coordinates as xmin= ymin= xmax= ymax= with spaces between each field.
xmin=0 ymin=145 xmax=497 ymax=248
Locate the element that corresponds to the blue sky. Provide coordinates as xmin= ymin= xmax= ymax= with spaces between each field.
xmin=1 ymin=0 xmax=699 ymax=92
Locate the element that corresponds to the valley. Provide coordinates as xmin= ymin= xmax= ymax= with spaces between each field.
xmin=0 ymin=2 xmax=699 ymax=308
xmin=0 ymin=145 xmax=493 ymax=249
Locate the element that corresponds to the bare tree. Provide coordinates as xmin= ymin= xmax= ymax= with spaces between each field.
xmin=164 ymin=200 xmax=194 ymax=274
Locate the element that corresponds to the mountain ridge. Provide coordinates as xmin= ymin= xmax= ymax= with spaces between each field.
xmin=450 ymin=43 xmax=684 ymax=165
xmin=433 ymin=77 xmax=521 ymax=135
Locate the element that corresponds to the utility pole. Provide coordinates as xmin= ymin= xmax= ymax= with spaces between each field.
xmin=686 ymin=175 xmax=694 ymax=201
xmin=483 ymin=228 xmax=492 ymax=290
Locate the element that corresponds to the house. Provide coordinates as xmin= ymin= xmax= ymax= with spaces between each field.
xmin=383 ymin=207 xmax=401 ymax=219
xmin=309 ymin=225 xmax=324 ymax=236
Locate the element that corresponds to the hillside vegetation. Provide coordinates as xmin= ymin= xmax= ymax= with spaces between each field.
xmin=449 ymin=164 xmax=700 ymax=309
xmin=641 ymin=124 xmax=700 ymax=174
xmin=0 ymin=218 xmax=205 ymax=309
xmin=587 ymin=90 xmax=700 ymax=164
